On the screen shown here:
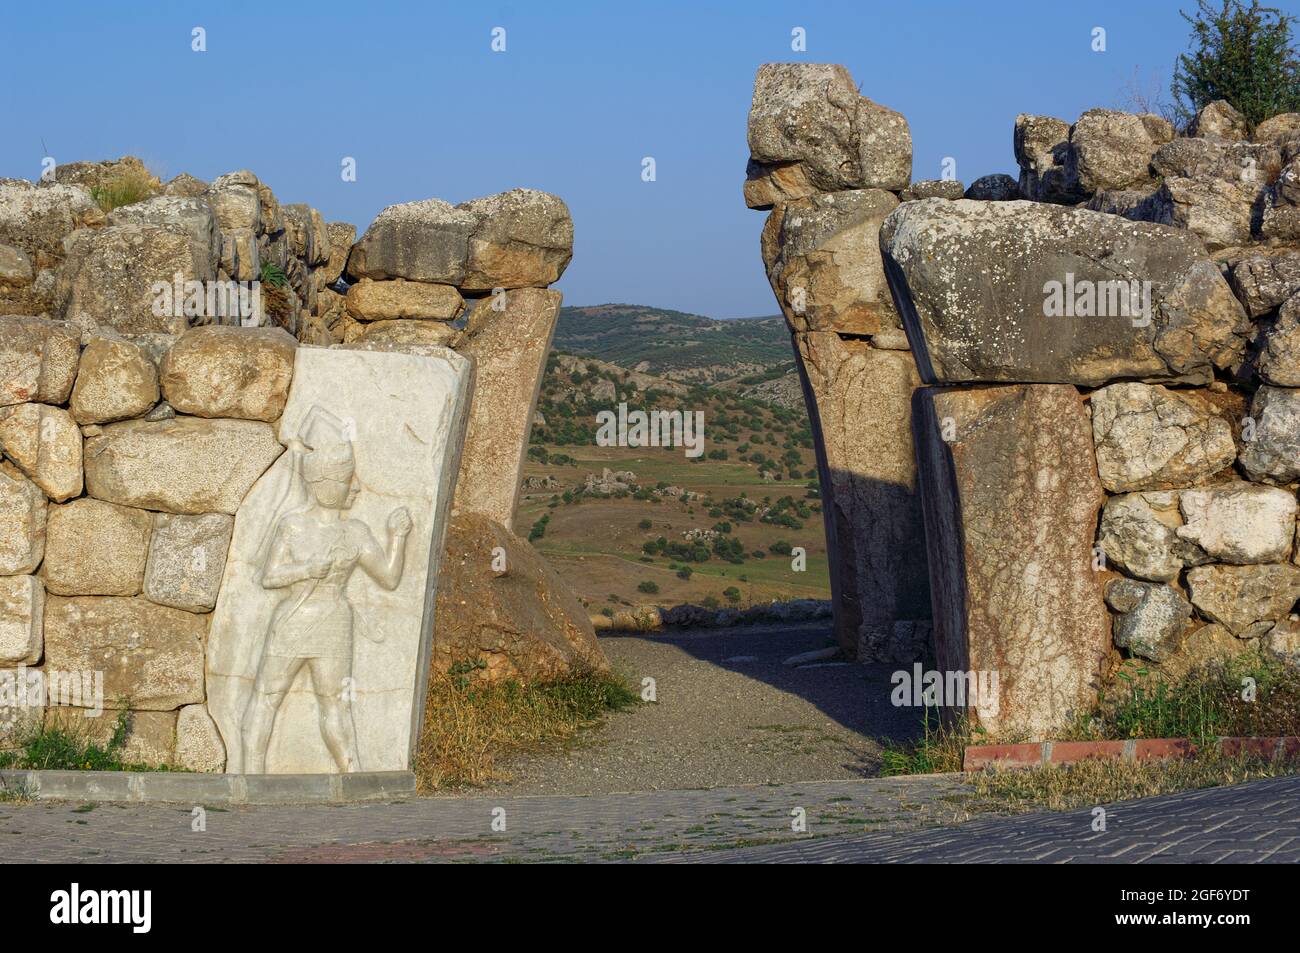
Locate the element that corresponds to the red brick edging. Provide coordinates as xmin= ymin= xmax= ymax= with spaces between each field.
xmin=963 ymin=737 xmax=1300 ymax=770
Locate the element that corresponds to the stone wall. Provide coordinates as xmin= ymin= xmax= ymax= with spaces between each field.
xmin=748 ymin=65 xmax=1300 ymax=737
xmin=745 ymin=64 xmax=930 ymax=660
xmin=0 ymin=160 xmax=599 ymax=771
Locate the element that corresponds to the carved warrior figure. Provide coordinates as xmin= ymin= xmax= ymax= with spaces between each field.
xmin=240 ymin=406 xmax=412 ymax=773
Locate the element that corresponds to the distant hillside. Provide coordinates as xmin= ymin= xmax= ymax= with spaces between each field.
xmin=554 ymin=304 xmax=790 ymax=385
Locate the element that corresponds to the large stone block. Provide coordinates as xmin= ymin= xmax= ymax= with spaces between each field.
xmin=451 ymin=288 xmax=560 ymax=530
xmin=0 ymin=402 xmax=82 ymax=501
xmin=343 ymin=279 xmax=463 ymax=321
xmin=174 ymin=703 xmax=225 ymax=772
xmin=1090 ymin=382 xmax=1237 ymax=492
xmin=207 ymin=345 xmax=472 ymax=774
xmin=43 ymin=596 xmax=207 ymax=710
xmin=344 ymin=199 xmax=475 ymax=284
xmin=1097 ymin=491 xmax=1207 ymax=582
xmin=1067 ymin=109 xmax=1174 ymax=194
xmin=1176 ymin=482 xmax=1296 ymax=564
xmin=0 ymin=574 xmax=43 ymax=664
xmin=0 ymin=465 xmax=46 ymax=575
xmin=913 ymin=383 xmax=1110 ymax=737
xmin=880 ymin=199 xmax=1249 ymax=385
xmin=793 ymin=333 xmax=929 ymax=657
xmin=68 ymin=336 xmax=159 ymax=425
xmin=143 ymin=512 xmax=233 ymax=612
xmin=159 ymin=326 xmax=296 ymax=422
xmin=457 ymin=189 xmax=574 ymax=290
xmin=83 ymin=417 xmax=283 ymax=514
xmin=433 ymin=513 xmax=609 ymax=682
xmin=1239 ymin=385 xmax=1300 ymax=484
xmin=760 ymin=189 xmax=900 ymax=335
xmin=0 ymin=181 xmax=105 ymax=268
xmin=1186 ymin=563 xmax=1300 ymax=638
xmin=0 ymin=315 xmax=81 ymax=407
xmin=745 ymin=63 xmax=911 ymax=205
xmin=43 ymin=498 xmax=151 ymax=596
xmin=57 ymin=223 xmax=215 ymax=336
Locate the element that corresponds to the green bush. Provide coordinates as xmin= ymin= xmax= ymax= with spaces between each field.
xmin=1173 ymin=0 xmax=1300 ymax=129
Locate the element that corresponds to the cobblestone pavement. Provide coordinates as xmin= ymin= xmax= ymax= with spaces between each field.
xmin=5 ymin=772 xmax=1298 ymax=862
xmin=649 ymin=774 xmax=1300 ymax=864
xmin=0 ymin=774 xmax=981 ymax=863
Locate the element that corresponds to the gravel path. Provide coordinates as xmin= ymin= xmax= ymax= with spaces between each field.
xmin=486 ymin=621 xmax=919 ymax=796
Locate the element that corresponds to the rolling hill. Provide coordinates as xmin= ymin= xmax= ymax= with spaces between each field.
xmin=554 ymin=304 xmax=791 ymax=385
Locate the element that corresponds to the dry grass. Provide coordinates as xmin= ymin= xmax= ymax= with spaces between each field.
xmin=89 ymin=166 xmax=157 ymax=212
xmin=414 ymin=667 xmax=638 ymax=792
xmin=969 ymin=752 xmax=1300 ymax=813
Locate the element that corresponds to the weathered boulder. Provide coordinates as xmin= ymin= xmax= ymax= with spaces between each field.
xmin=1144 ymin=138 xmax=1280 ymax=249
xmin=344 ymin=278 xmax=463 ymax=321
xmin=433 ymin=512 xmax=609 ymax=682
xmin=281 ymin=204 xmax=330 ymax=267
xmin=1067 ymin=109 xmax=1174 ymax=194
xmin=1264 ymin=618 xmax=1300 ymax=667
xmin=795 ymin=334 xmax=928 ymax=656
xmin=964 ymin=174 xmax=1020 ymax=201
xmin=143 ymin=512 xmax=232 ymax=613
xmin=1013 ymin=114 xmax=1085 ymax=204
xmin=162 ymin=173 xmax=208 ymax=198
xmin=43 ymin=596 xmax=206 ymax=710
xmin=107 ymin=195 xmax=221 ymax=266
xmin=83 ymin=417 xmax=282 ymax=514
xmin=759 ymin=189 xmax=899 ymax=335
xmin=204 ymin=172 xmax=261 ymax=231
xmin=0 ymin=244 xmax=33 ymax=285
xmin=457 ymin=189 xmax=574 ymax=290
xmin=1090 ymin=382 xmax=1237 ymax=492
xmin=57 ymin=223 xmax=215 ymax=336
xmin=159 ymin=326 xmax=296 ymax=422
xmin=0 ymin=315 xmax=81 ymax=406
xmin=1098 ymin=490 xmax=1207 ymax=582
xmin=42 ymin=498 xmax=151 ymax=596
xmin=1258 ymin=295 xmax=1300 ymax=386
xmin=913 ymin=383 xmax=1109 ymax=737
xmin=1253 ymin=112 xmax=1300 ymax=145
xmin=344 ymin=318 xmax=459 ymax=347
xmin=1228 ymin=252 xmax=1300 ymax=318
xmin=1105 ymin=578 xmax=1192 ymax=662
xmin=345 ymin=199 xmax=475 ymax=284
xmin=745 ymin=63 xmax=911 ymax=207
xmin=321 ymin=222 xmax=355 ymax=285
xmin=0 ymin=574 xmax=42 ymax=664
xmin=1238 ymin=385 xmax=1300 ymax=483
xmin=0 ymin=465 xmax=45 ymax=574
xmin=880 ymin=199 xmax=1248 ymax=385
xmin=901 ymin=179 xmax=965 ymax=202
xmin=452 ymin=289 xmax=561 ymax=530
xmin=0 ymin=181 xmax=105 ymax=268
xmin=69 ymin=335 xmax=159 ymax=425
xmin=1187 ymin=563 xmax=1300 ymax=637
xmin=1189 ymin=100 xmax=1248 ymax=141
xmin=174 ymin=703 xmax=225 ymax=772
xmin=1161 ymin=622 xmax=1253 ymax=681
xmin=0 ymin=403 xmax=81 ymax=501
xmin=1176 ymin=482 xmax=1295 ymax=564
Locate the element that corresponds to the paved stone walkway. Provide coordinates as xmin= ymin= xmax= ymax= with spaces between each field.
xmin=0 ymin=774 xmax=979 ymax=863
xmin=4 ymin=772 xmax=1298 ymax=863
xmin=652 ymin=774 xmax=1300 ymax=864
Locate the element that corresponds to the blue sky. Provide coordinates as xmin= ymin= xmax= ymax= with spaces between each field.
xmin=2 ymin=0 xmax=1295 ymax=318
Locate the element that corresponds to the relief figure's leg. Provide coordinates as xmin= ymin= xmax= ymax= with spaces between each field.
xmin=241 ymin=654 xmax=303 ymax=773
xmin=308 ymin=656 xmax=361 ymax=772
